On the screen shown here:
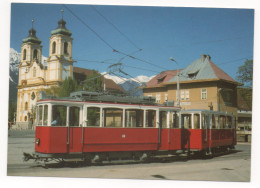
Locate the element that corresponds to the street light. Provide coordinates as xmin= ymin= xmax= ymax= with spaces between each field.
xmin=170 ymin=57 xmax=180 ymax=107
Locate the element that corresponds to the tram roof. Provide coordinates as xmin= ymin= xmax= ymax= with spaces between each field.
xmin=37 ymin=91 xmax=179 ymax=108
xmin=181 ymin=109 xmax=233 ymax=115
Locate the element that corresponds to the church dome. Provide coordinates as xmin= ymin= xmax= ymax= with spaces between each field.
xmin=51 ymin=18 xmax=72 ymax=36
xmin=22 ymin=27 xmax=41 ymax=44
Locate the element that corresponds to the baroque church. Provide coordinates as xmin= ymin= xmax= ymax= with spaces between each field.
xmin=15 ymin=13 xmax=125 ymax=129
xmin=16 ymin=16 xmax=74 ymax=129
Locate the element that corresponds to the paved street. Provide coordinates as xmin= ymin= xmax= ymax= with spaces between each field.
xmin=7 ymin=130 xmax=251 ymax=182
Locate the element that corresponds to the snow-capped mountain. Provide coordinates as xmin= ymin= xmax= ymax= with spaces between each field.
xmin=103 ymin=72 xmax=155 ymax=96
xmin=9 ymin=48 xmax=48 ymax=101
xmin=9 ymin=48 xmax=20 ymax=101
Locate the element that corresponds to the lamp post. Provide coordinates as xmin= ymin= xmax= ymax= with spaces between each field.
xmin=170 ymin=57 xmax=180 ymax=107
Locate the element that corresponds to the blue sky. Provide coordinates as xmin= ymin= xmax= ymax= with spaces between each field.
xmin=10 ymin=3 xmax=254 ymax=80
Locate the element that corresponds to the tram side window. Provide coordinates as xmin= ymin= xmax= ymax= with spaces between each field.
xmin=43 ymin=105 xmax=48 ymax=126
xmin=87 ymin=107 xmax=100 ymax=127
xmin=159 ymin=111 xmax=167 ymax=128
xmin=201 ymin=114 xmax=207 ymax=129
xmin=226 ymin=116 xmax=232 ymax=128
xmin=219 ymin=115 xmax=226 ymax=129
xmin=181 ymin=114 xmax=191 ymax=129
xmin=194 ymin=114 xmax=200 ymax=129
xmin=69 ymin=106 xmax=80 ymax=127
xmin=38 ymin=105 xmax=43 ymax=126
xmin=103 ymin=108 xmax=123 ymax=127
xmin=145 ymin=110 xmax=156 ymax=127
xmin=125 ymin=109 xmax=143 ymax=128
xmin=170 ymin=112 xmax=177 ymax=128
xmin=211 ymin=114 xmax=216 ymax=129
xmin=52 ymin=105 xmax=67 ymax=126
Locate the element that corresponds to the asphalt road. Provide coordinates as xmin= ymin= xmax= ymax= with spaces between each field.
xmin=7 ymin=130 xmax=251 ymax=182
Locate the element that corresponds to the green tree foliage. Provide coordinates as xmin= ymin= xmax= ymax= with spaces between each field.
xmin=41 ymin=86 xmax=62 ymax=97
xmin=237 ymin=59 xmax=253 ymax=87
xmin=82 ymin=70 xmax=103 ymax=92
xmin=238 ymin=87 xmax=252 ymax=110
xmin=59 ymin=77 xmax=79 ymax=97
xmin=8 ymin=101 xmax=17 ymax=122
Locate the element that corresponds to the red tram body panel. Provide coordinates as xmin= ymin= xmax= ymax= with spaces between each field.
xmin=31 ymin=92 xmax=236 ymax=162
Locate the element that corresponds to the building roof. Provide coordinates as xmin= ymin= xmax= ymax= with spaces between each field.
xmin=145 ymin=70 xmax=181 ymax=87
xmin=73 ymin=67 xmax=125 ymax=94
xmin=167 ymin=55 xmax=238 ymax=84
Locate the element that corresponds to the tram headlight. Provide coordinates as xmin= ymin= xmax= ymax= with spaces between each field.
xmin=36 ymin=138 xmax=40 ymax=145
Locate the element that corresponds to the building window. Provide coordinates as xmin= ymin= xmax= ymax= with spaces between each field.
xmin=185 ymin=90 xmax=190 ymax=100
xmin=165 ymin=93 xmax=168 ymax=102
xmin=33 ymin=49 xmax=38 ymax=59
xmin=52 ymin=42 xmax=56 ymax=54
xmin=33 ymin=67 xmax=36 ymax=77
xmin=201 ymin=89 xmax=207 ymax=100
xmin=179 ymin=90 xmax=190 ymax=101
xmin=64 ymin=42 xmax=68 ymax=54
xmin=156 ymin=93 xmax=161 ymax=103
xmin=23 ymin=49 xmax=27 ymax=60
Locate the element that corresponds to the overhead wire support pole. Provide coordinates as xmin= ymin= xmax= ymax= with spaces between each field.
xmin=170 ymin=57 xmax=180 ymax=107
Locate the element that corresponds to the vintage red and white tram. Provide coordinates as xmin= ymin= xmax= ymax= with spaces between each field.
xmin=24 ymin=91 xmax=236 ymax=163
xmin=180 ymin=110 xmax=236 ymax=155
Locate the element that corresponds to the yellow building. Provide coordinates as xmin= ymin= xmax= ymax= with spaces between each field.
xmin=143 ymin=55 xmax=240 ymax=116
xmin=16 ymin=18 xmax=74 ymax=129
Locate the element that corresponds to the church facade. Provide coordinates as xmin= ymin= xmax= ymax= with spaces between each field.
xmin=16 ymin=18 xmax=74 ymax=129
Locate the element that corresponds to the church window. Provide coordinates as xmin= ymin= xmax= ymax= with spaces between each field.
xmin=33 ymin=49 xmax=38 ymax=59
xmin=64 ymin=42 xmax=68 ymax=54
xmin=33 ymin=67 xmax=36 ymax=77
xmin=25 ymin=102 xmax=28 ymax=111
xmin=52 ymin=42 xmax=56 ymax=54
xmin=23 ymin=49 xmax=27 ymax=60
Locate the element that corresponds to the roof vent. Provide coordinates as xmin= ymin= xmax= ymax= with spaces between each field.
xmin=206 ymin=55 xmax=211 ymax=60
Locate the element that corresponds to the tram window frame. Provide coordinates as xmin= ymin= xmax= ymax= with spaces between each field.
xmin=145 ymin=110 xmax=156 ymax=128
xmin=159 ymin=111 xmax=167 ymax=128
xmin=170 ymin=111 xmax=179 ymax=128
xmin=226 ymin=116 xmax=232 ymax=129
xmin=103 ymin=108 xmax=123 ymax=128
xmin=37 ymin=105 xmax=43 ymax=126
xmin=219 ymin=115 xmax=226 ymax=129
xmin=181 ymin=114 xmax=192 ymax=129
xmin=69 ymin=106 xmax=80 ymax=127
xmin=211 ymin=114 xmax=216 ymax=129
xmin=43 ymin=105 xmax=48 ymax=126
xmin=51 ymin=105 xmax=67 ymax=127
xmin=87 ymin=107 xmax=100 ymax=127
xmin=125 ymin=109 xmax=144 ymax=128
xmin=193 ymin=113 xmax=200 ymax=129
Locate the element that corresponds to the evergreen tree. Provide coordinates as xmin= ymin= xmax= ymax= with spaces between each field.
xmin=59 ymin=77 xmax=79 ymax=97
xmin=82 ymin=70 xmax=103 ymax=92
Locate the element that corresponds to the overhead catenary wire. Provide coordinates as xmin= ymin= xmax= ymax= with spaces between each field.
xmin=63 ymin=5 xmax=168 ymax=72
xmin=91 ymin=5 xmax=142 ymax=51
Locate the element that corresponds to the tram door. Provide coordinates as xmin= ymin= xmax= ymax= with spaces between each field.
xmin=67 ymin=106 xmax=83 ymax=153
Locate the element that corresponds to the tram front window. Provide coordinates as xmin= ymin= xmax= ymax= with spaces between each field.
xmin=38 ymin=105 xmax=43 ymax=126
xmin=52 ymin=105 xmax=67 ymax=126
xmin=170 ymin=112 xmax=179 ymax=128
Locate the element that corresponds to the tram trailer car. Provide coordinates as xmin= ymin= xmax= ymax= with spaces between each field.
xmin=24 ymin=91 xmax=236 ymax=163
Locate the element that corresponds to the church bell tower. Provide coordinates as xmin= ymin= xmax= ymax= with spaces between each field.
xmin=47 ymin=9 xmax=74 ymax=83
